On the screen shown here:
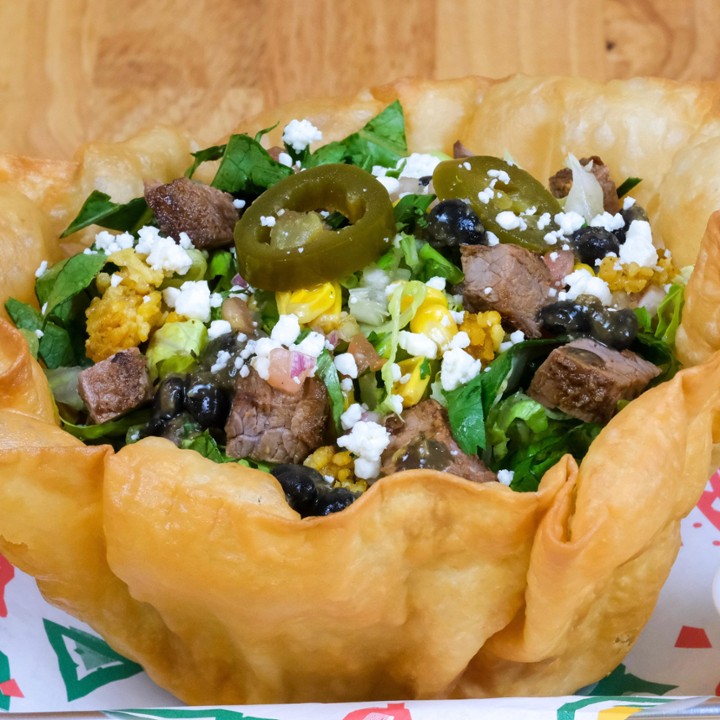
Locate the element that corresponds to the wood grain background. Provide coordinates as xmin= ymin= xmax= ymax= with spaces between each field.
xmin=3 ymin=0 xmax=719 ymax=159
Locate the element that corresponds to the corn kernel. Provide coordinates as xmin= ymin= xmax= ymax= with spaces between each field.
xmin=573 ymin=262 xmax=596 ymax=276
xmin=276 ymin=281 xmax=341 ymax=324
xmin=423 ymin=287 xmax=448 ymax=307
xmin=410 ymin=303 xmax=458 ymax=348
xmin=461 ymin=311 xmax=504 ymax=362
xmin=393 ymin=356 xmax=431 ymax=407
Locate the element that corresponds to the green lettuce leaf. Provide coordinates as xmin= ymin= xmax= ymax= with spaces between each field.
xmin=393 ymin=193 xmax=435 ymax=233
xmin=316 ymin=350 xmax=345 ymax=432
xmin=443 ymin=372 xmax=486 ymax=455
xmin=146 ymin=319 xmax=208 ymax=379
xmin=62 ymin=408 xmax=152 ymax=443
xmin=305 ymin=101 xmax=407 ymax=171
xmin=185 ymin=143 xmax=226 ymax=179
xmin=39 ymin=252 xmax=108 ymax=317
xmin=211 ymin=134 xmax=293 ymax=195
xmin=60 ymin=191 xmax=150 ymax=238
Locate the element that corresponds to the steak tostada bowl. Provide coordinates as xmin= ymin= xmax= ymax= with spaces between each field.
xmin=2 ymin=75 xmax=720 ymax=704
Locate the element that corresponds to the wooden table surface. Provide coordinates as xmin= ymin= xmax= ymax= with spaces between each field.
xmin=2 ymin=0 xmax=719 ymax=159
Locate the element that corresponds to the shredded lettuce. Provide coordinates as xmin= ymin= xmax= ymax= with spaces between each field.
xmin=146 ymin=319 xmax=208 ymax=379
xmin=377 ymin=280 xmax=427 ymax=412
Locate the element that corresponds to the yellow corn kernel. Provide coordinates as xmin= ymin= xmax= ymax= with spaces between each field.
xmin=410 ymin=302 xmax=458 ymax=348
xmin=393 ymin=356 xmax=431 ymax=408
xmin=461 ymin=311 xmax=504 ymax=362
xmin=572 ymin=262 xmax=596 ymax=276
xmin=343 ymin=385 xmax=355 ymax=410
xmin=276 ymin=281 xmax=342 ymax=324
xmin=423 ymin=286 xmax=448 ymax=307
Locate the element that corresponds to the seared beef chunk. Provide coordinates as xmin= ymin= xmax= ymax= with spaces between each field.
xmin=78 ymin=347 xmax=151 ymax=424
xmin=527 ymin=337 xmax=660 ymax=423
xmin=461 ymin=243 xmax=553 ymax=337
xmin=145 ymin=177 xmax=238 ymax=249
xmin=381 ymin=399 xmax=496 ymax=483
xmin=548 ymin=155 xmax=620 ymax=214
xmin=225 ymin=368 xmax=329 ymax=464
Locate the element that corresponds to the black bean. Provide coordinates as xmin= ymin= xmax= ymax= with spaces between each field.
xmin=154 ymin=374 xmax=187 ymax=420
xmin=313 ymin=487 xmax=357 ymax=515
xmin=424 ymin=199 xmax=486 ymax=259
xmin=539 ymin=301 xmax=592 ymax=335
xmin=570 ymin=226 xmax=620 ymax=266
xmin=588 ymin=307 xmax=639 ymax=350
xmin=271 ymin=464 xmax=322 ymax=516
xmin=185 ymin=378 xmax=231 ymax=429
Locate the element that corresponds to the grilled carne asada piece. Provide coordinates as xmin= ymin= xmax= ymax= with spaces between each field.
xmin=77 ymin=347 xmax=152 ymax=424
xmin=461 ymin=243 xmax=554 ymax=337
xmin=225 ymin=367 xmax=330 ymax=464
xmin=145 ymin=177 xmax=239 ymax=249
xmin=381 ymin=399 xmax=497 ymax=483
xmin=527 ymin=337 xmax=660 ymax=423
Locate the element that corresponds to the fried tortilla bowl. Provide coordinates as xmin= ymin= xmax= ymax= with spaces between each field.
xmin=3 ymin=75 xmax=720 ymax=704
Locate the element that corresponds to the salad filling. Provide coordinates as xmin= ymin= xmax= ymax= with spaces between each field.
xmin=6 ymin=102 xmax=685 ymax=515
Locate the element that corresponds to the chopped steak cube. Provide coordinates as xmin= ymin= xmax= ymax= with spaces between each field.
xmin=77 ymin=347 xmax=152 ymax=424
xmin=461 ymin=243 xmax=553 ymax=337
xmin=145 ymin=177 xmax=239 ymax=249
xmin=381 ymin=399 xmax=496 ymax=483
xmin=527 ymin=337 xmax=660 ymax=423
xmin=225 ymin=368 xmax=329 ymax=464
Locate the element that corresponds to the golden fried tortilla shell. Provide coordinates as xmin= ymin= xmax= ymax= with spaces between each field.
xmin=2 ymin=76 xmax=720 ymax=704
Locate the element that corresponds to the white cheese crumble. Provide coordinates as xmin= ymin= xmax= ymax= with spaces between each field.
xmin=589 ymin=211 xmax=625 ymax=232
xmin=277 ymin=151 xmax=293 ymax=168
xmin=486 ymin=231 xmax=500 ymax=246
xmin=561 ymin=268 xmax=612 ymax=305
xmin=497 ymin=469 xmax=514 ymax=486
xmin=337 ymin=421 xmax=391 ymax=480
xmin=425 ymin=276 xmax=446 ymax=291
xmin=94 ymin=230 xmax=135 ymax=255
xmin=619 ymin=220 xmax=658 ymax=268
xmin=537 ymin=212 xmax=552 ymax=230
xmin=488 ymin=168 xmax=511 ymax=184
xmin=553 ymin=211 xmax=585 ymax=236
xmin=334 ymin=352 xmax=359 ymax=378
xmin=35 ymin=260 xmax=48 ymax=278
xmin=282 ymin=119 xmax=323 ymax=153
xmin=271 ymin=314 xmax=301 ymax=345
xmin=622 ymin=196 xmax=636 ymax=209
xmin=294 ymin=331 xmax=326 ymax=358
xmin=448 ymin=331 xmax=471 ymax=350
xmin=233 ymin=198 xmax=247 ymax=209
xmin=496 ymin=210 xmax=527 ymax=231
xmin=450 ymin=310 xmax=465 ymax=324
xmin=260 ymin=215 xmax=276 ymax=227
xmin=136 ymin=226 xmax=193 ymax=275
xmin=386 ymin=394 xmax=404 ymax=415
xmin=499 ymin=329 xmax=526 ymax=353
xmin=477 ymin=187 xmax=495 ymax=204
xmin=208 ymin=319 xmax=232 ymax=340
xmin=340 ymin=377 xmax=354 ymax=392
xmin=340 ymin=402 xmax=364 ymax=431
xmin=34 ymin=328 xmax=44 ymax=339
xmin=397 ymin=153 xmax=441 ymax=179
xmin=163 ymin=280 xmax=213 ymax=322
xmin=211 ymin=350 xmax=231 ymax=374
xmin=398 ymin=331 xmax=438 ymax=359
xmin=110 ymin=273 xmax=123 ymax=287
xmin=440 ymin=347 xmax=481 ymax=391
